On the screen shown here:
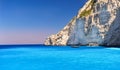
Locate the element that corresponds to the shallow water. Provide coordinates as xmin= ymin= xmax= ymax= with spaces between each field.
xmin=0 ymin=45 xmax=120 ymax=70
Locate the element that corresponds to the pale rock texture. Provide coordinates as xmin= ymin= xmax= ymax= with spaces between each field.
xmin=45 ymin=0 xmax=120 ymax=46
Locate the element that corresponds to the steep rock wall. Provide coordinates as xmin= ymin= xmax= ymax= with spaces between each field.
xmin=45 ymin=0 xmax=120 ymax=46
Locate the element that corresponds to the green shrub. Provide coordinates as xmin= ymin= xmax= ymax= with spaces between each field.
xmin=80 ymin=0 xmax=95 ymax=17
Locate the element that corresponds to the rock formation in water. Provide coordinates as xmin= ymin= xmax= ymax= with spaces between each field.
xmin=45 ymin=0 xmax=120 ymax=46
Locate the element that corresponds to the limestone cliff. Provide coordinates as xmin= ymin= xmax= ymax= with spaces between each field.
xmin=45 ymin=0 xmax=120 ymax=46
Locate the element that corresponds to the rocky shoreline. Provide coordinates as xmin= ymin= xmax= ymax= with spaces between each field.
xmin=45 ymin=0 xmax=120 ymax=47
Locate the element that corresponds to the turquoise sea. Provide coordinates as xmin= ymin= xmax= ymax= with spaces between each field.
xmin=0 ymin=45 xmax=120 ymax=70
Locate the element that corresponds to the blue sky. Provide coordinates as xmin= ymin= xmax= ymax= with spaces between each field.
xmin=0 ymin=0 xmax=87 ymax=44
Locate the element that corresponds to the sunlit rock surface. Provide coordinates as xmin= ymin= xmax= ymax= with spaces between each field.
xmin=45 ymin=0 xmax=120 ymax=46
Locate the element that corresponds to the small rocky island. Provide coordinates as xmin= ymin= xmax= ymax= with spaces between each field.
xmin=45 ymin=0 xmax=120 ymax=46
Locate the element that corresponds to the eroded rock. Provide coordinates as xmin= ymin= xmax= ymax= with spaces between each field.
xmin=45 ymin=0 xmax=120 ymax=46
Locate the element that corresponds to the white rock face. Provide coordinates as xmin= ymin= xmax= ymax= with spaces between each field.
xmin=45 ymin=0 xmax=120 ymax=46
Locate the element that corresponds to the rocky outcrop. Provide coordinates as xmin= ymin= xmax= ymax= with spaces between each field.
xmin=45 ymin=0 xmax=120 ymax=46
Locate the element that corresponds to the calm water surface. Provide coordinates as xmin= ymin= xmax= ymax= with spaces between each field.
xmin=0 ymin=45 xmax=120 ymax=70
